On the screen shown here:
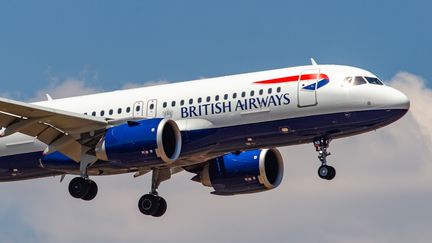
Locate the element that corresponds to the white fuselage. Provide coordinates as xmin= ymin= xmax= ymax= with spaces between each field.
xmin=0 ymin=64 xmax=410 ymax=177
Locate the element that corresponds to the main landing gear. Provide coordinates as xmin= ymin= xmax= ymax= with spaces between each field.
xmin=67 ymin=159 xmax=169 ymax=216
xmin=138 ymin=169 xmax=168 ymax=217
xmin=68 ymin=156 xmax=98 ymax=201
xmin=68 ymin=177 xmax=98 ymax=201
xmin=314 ymin=138 xmax=336 ymax=180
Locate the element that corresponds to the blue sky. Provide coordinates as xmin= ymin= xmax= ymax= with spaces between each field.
xmin=1 ymin=1 xmax=432 ymax=243
xmin=0 ymin=0 xmax=430 ymax=99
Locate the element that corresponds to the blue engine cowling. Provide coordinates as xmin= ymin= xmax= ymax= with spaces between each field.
xmin=40 ymin=118 xmax=182 ymax=173
xmin=197 ymin=148 xmax=284 ymax=195
xmin=95 ymin=118 xmax=182 ymax=165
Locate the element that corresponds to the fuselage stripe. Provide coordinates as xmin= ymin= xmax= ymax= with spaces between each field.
xmin=254 ymin=73 xmax=329 ymax=84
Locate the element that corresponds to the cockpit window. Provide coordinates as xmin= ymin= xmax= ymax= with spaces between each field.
xmin=365 ymin=77 xmax=384 ymax=85
xmin=354 ymin=76 xmax=367 ymax=86
xmin=343 ymin=77 xmax=353 ymax=85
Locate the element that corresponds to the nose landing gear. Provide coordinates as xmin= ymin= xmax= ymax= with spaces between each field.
xmin=314 ymin=138 xmax=336 ymax=180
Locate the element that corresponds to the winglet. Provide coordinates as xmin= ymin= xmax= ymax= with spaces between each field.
xmin=310 ymin=58 xmax=318 ymax=66
xmin=46 ymin=94 xmax=53 ymax=101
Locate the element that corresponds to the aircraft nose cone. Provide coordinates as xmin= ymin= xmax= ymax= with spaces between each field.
xmin=389 ymin=88 xmax=410 ymax=110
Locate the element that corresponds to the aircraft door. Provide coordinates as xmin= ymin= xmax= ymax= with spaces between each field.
xmin=297 ymin=69 xmax=319 ymax=107
xmin=133 ymin=101 xmax=144 ymax=117
xmin=146 ymin=99 xmax=157 ymax=118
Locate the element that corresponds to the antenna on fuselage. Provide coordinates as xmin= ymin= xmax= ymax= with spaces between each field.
xmin=310 ymin=58 xmax=318 ymax=66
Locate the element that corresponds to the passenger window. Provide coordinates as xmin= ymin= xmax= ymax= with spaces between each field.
xmin=100 ymin=110 xmax=105 ymax=116
xmin=180 ymin=100 xmax=185 ymax=106
xmin=84 ymin=112 xmax=87 ymax=115
xmin=233 ymin=93 xmax=237 ymax=99
xmin=198 ymin=97 xmax=202 ymax=103
xmin=163 ymin=102 xmax=167 ymax=108
xmin=259 ymin=89 xmax=263 ymax=95
xmin=118 ymin=108 xmax=122 ymax=114
xmin=215 ymin=95 xmax=219 ymax=101
xmin=189 ymin=98 xmax=193 ymax=105
xmin=250 ymin=91 xmax=255 ymax=96
xmin=268 ymin=88 xmax=272 ymax=94
xmin=277 ymin=87 xmax=281 ymax=93
xmin=135 ymin=106 xmax=140 ymax=112
xmin=241 ymin=92 xmax=246 ymax=98
xmin=354 ymin=76 xmax=367 ymax=86
xmin=92 ymin=111 xmax=96 ymax=116
xmin=171 ymin=101 xmax=176 ymax=107
xmin=109 ymin=109 xmax=113 ymax=115
xmin=224 ymin=94 xmax=228 ymax=100
xmin=206 ymin=96 xmax=211 ymax=102
xmin=126 ymin=107 xmax=131 ymax=113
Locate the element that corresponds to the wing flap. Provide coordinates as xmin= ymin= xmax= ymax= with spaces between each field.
xmin=0 ymin=112 xmax=18 ymax=128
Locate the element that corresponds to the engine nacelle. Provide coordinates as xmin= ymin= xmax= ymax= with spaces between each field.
xmin=196 ymin=148 xmax=284 ymax=195
xmin=95 ymin=118 xmax=182 ymax=165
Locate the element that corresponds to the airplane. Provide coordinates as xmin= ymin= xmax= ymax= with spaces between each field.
xmin=0 ymin=60 xmax=410 ymax=217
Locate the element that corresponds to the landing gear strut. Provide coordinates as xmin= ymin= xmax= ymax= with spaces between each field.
xmin=314 ymin=138 xmax=336 ymax=180
xmin=68 ymin=156 xmax=98 ymax=201
xmin=138 ymin=169 xmax=168 ymax=217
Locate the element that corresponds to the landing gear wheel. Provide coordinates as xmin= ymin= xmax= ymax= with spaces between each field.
xmin=138 ymin=194 xmax=160 ymax=216
xmin=318 ymin=165 xmax=336 ymax=180
xmin=152 ymin=196 xmax=167 ymax=217
xmin=82 ymin=180 xmax=98 ymax=201
xmin=68 ymin=177 xmax=91 ymax=199
xmin=138 ymin=169 xmax=169 ymax=217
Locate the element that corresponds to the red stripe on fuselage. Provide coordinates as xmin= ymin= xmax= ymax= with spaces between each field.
xmin=254 ymin=73 xmax=329 ymax=84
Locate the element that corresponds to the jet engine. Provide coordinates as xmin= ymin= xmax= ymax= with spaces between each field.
xmin=194 ymin=148 xmax=284 ymax=195
xmin=40 ymin=118 xmax=182 ymax=173
xmin=95 ymin=118 xmax=182 ymax=165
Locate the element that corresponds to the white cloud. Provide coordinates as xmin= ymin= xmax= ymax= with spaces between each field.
xmin=30 ymin=78 xmax=102 ymax=101
xmin=0 ymin=72 xmax=431 ymax=243
xmin=29 ymin=67 xmax=169 ymax=101
xmin=389 ymin=72 xmax=432 ymax=148
xmin=121 ymin=80 xmax=170 ymax=90
xmin=26 ymin=66 xmax=102 ymax=102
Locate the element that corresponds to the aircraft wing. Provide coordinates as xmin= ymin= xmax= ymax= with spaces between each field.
xmin=0 ymin=97 xmax=109 ymax=161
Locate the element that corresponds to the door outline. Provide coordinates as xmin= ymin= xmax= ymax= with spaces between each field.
xmin=133 ymin=101 xmax=144 ymax=117
xmin=146 ymin=99 xmax=157 ymax=118
xmin=297 ymin=69 xmax=319 ymax=107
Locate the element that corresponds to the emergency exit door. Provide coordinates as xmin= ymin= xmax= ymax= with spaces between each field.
xmin=146 ymin=99 xmax=157 ymax=118
xmin=133 ymin=101 xmax=144 ymax=117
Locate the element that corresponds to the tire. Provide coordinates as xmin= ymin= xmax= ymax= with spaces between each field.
xmin=326 ymin=166 xmax=336 ymax=180
xmin=68 ymin=177 xmax=91 ymax=199
xmin=138 ymin=194 xmax=160 ymax=215
xmin=152 ymin=197 xmax=167 ymax=217
xmin=82 ymin=180 xmax=98 ymax=201
xmin=318 ymin=165 xmax=330 ymax=180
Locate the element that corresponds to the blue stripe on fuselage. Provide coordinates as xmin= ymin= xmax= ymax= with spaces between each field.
xmin=0 ymin=151 xmax=62 ymax=182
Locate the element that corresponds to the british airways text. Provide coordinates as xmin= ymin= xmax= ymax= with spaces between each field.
xmin=180 ymin=93 xmax=290 ymax=118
